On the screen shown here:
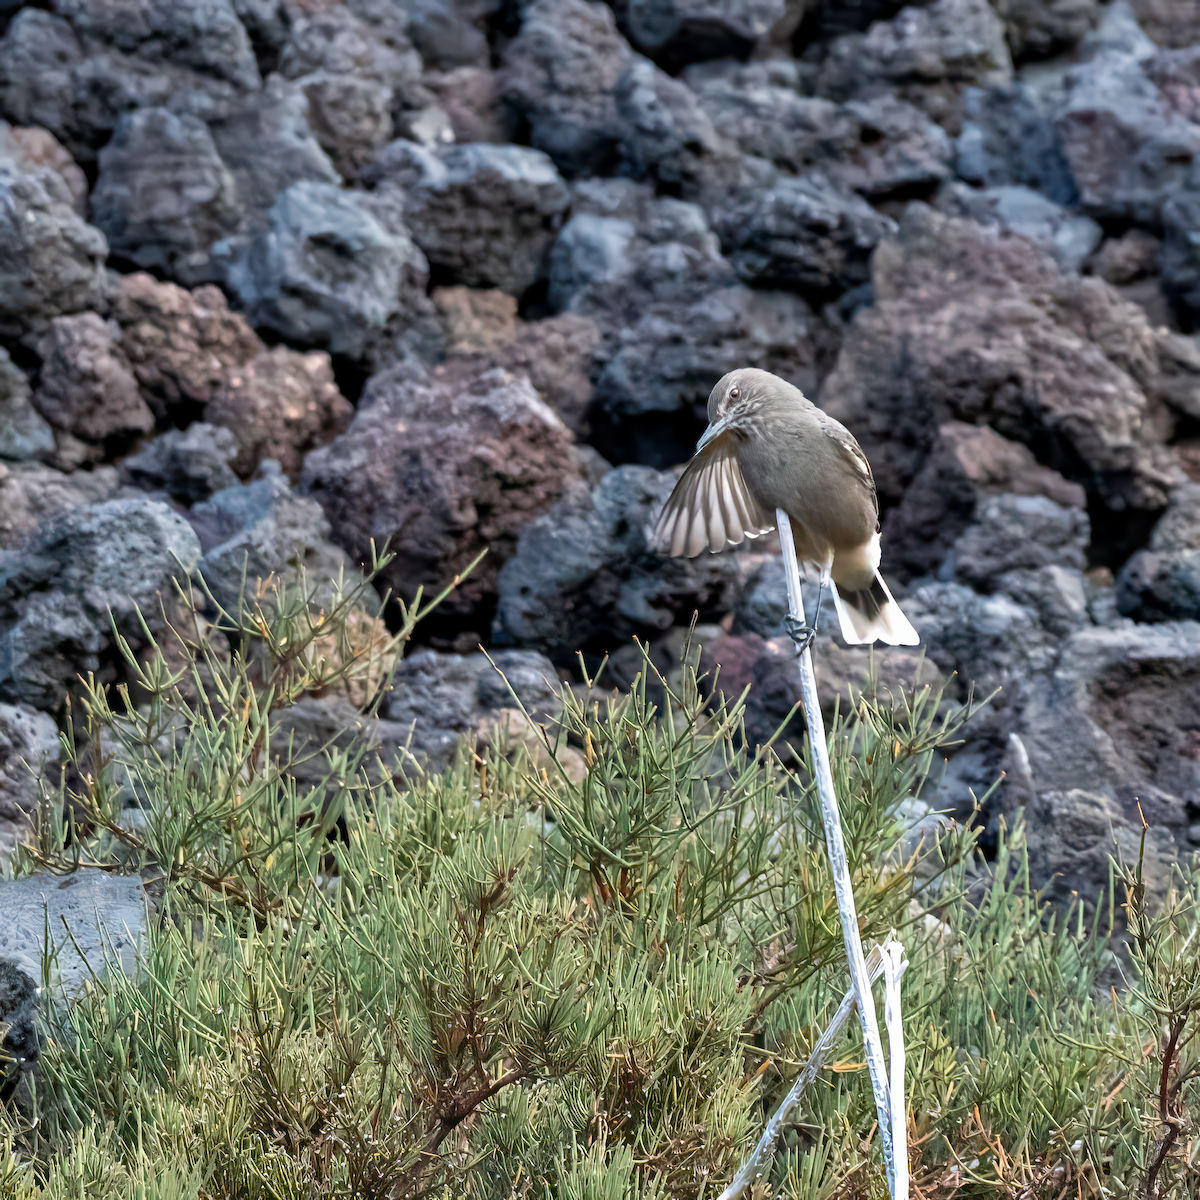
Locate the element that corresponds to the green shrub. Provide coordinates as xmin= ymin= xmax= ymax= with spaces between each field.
xmin=1 ymin=553 xmax=1196 ymax=1199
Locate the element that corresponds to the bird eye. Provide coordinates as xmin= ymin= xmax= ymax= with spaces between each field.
xmin=729 ymin=386 xmax=740 ymax=400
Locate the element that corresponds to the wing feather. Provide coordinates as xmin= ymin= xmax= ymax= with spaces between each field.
xmin=649 ymin=434 xmax=774 ymax=557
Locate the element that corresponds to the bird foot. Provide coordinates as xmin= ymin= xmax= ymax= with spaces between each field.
xmin=783 ymin=613 xmax=818 ymax=655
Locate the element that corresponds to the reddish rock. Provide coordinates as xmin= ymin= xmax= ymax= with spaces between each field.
xmin=111 ymin=273 xmax=263 ymax=423
xmin=205 ymin=346 xmax=352 ymax=480
xmin=301 ymin=365 xmax=575 ymax=617
xmin=0 ymin=120 xmax=87 ymax=213
xmin=884 ymin=421 xmax=1088 ymax=579
xmin=33 ymin=313 xmax=153 ymax=453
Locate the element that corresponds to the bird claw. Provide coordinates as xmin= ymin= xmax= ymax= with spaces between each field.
xmin=783 ymin=613 xmax=817 ymax=655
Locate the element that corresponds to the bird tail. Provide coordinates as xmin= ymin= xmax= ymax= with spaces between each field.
xmin=831 ymin=571 xmax=920 ymax=646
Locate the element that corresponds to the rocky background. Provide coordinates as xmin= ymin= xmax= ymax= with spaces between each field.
xmin=1 ymin=0 xmax=1199 ymax=904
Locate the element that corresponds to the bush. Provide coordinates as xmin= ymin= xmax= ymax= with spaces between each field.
xmin=1 ymin=554 xmax=1196 ymax=1199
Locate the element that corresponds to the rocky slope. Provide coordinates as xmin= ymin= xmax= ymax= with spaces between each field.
xmin=1 ymin=0 xmax=1199 ymax=903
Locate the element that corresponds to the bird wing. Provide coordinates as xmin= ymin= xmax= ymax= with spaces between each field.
xmin=816 ymin=412 xmax=879 ymax=521
xmin=650 ymin=434 xmax=775 ymax=557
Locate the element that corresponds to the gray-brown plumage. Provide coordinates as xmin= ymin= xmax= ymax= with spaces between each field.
xmin=650 ymin=367 xmax=919 ymax=646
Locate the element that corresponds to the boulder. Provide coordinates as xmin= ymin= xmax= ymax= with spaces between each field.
xmin=120 ymin=423 xmax=240 ymax=505
xmin=625 ymin=0 xmax=799 ymax=63
xmin=0 ymin=349 xmax=54 ymax=463
xmin=110 ymin=273 xmax=263 ymax=425
xmin=226 ymin=181 xmax=431 ymax=359
xmin=204 ymin=347 xmax=353 ymax=480
xmin=303 ymin=364 xmax=575 ymax=620
xmin=0 ymin=120 xmax=88 ymax=214
xmin=400 ymin=0 xmax=497 ymax=70
xmin=991 ymin=0 xmax=1101 ymax=61
xmin=820 ymin=205 xmax=1185 ymax=519
xmin=376 ymin=141 xmax=571 ymax=294
xmin=420 ymin=65 xmax=519 ymax=144
xmin=32 ymin=314 xmax=154 ymax=457
xmin=0 ymin=496 xmax=201 ymax=709
xmin=498 ymin=0 xmax=634 ymax=178
xmin=0 ymin=169 xmax=108 ymax=343
xmin=0 ymin=702 xmax=60 ymax=869
xmin=1131 ymin=0 xmax=1200 ymax=47
xmin=492 ymin=466 xmax=756 ymax=658
xmin=882 ymin=421 xmax=1088 ymax=580
xmin=1015 ymin=619 xmax=1200 ymax=900
xmin=90 ymin=107 xmax=241 ymax=285
xmin=1116 ymin=482 xmax=1200 ymax=621
xmin=54 ymin=0 xmax=260 ymax=90
xmin=0 ymin=462 xmax=123 ymax=550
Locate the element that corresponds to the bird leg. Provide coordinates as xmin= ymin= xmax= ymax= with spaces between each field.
xmin=783 ymin=573 xmax=826 ymax=655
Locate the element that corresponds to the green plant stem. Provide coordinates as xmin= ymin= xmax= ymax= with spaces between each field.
xmin=775 ymin=507 xmax=898 ymax=1197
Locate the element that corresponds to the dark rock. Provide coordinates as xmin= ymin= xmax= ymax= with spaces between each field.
xmin=120 ymin=423 xmax=240 ymax=504
xmin=0 ymin=956 xmax=38 ymax=1106
xmin=0 ymin=11 xmax=86 ymax=155
xmin=375 ymin=141 xmax=571 ymax=295
xmin=954 ymin=84 xmax=1076 ymax=206
xmin=1092 ymin=228 xmax=1162 ymax=284
xmin=686 ymin=64 xmax=952 ymax=198
xmin=993 ymin=565 xmax=1091 ymax=637
xmin=303 ymin=365 xmax=575 ymax=619
xmin=883 ymin=421 xmax=1088 ymax=580
xmin=498 ymin=0 xmax=634 ymax=178
xmin=0 ymin=120 xmax=88 ymax=214
xmin=384 ymin=646 xmax=562 ymax=772
xmin=935 ymin=181 xmax=1101 ymax=272
xmin=1116 ymin=482 xmax=1200 ymax=620
xmin=612 ymin=57 xmax=723 ymax=189
xmin=0 ymin=496 xmax=201 ymax=709
xmin=695 ymin=156 xmax=897 ymax=296
xmin=991 ymin=0 xmax=1100 ymax=61
xmin=951 ymin=493 xmax=1090 ymax=588
xmin=226 ymin=181 xmax=431 ymax=359
xmin=32 ymin=314 xmax=154 ymax=454
xmin=91 ymin=107 xmax=240 ymax=285
xmin=0 ymin=462 xmax=122 ymax=550
xmin=420 ymin=65 xmax=518 ymax=144
xmin=0 ymin=169 xmax=108 ymax=343
xmin=625 ymin=0 xmax=795 ymax=59
xmin=400 ymin=0 xmax=498 ymax=70
xmin=54 ymin=0 xmax=260 ymax=90
xmin=820 ymin=205 xmax=1185 ymax=516
xmin=204 ymin=346 xmax=352 ymax=480
xmin=1015 ymin=619 xmax=1200 ymax=901
xmin=205 ymin=74 xmax=341 ymax=241
xmin=186 ymin=468 xmax=338 ymax=610
xmin=111 ymin=272 xmax=263 ymax=424
xmin=0 ymin=349 xmax=54 ymax=463
xmin=816 ymin=0 xmax=1012 ymax=113
xmin=492 ymin=466 xmax=756 ymax=657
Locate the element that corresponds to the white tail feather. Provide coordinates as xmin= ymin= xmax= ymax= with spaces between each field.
xmin=831 ymin=571 xmax=920 ymax=647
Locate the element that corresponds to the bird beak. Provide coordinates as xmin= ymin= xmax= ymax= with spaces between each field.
xmin=696 ymin=416 xmax=730 ymax=452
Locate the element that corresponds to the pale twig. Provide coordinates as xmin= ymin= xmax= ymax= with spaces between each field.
xmin=775 ymin=507 xmax=899 ymax=1196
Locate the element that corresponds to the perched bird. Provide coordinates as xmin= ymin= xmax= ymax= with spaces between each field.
xmin=650 ymin=368 xmax=919 ymax=647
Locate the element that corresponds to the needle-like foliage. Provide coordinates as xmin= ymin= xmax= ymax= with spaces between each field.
xmin=1 ymin=558 xmax=1196 ymax=1200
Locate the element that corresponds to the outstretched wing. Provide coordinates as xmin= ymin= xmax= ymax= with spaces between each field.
xmin=649 ymin=434 xmax=775 ymax=557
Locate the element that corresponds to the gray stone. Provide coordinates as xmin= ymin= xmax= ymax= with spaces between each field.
xmin=227 ymin=181 xmax=430 ymax=359
xmin=0 ymin=462 xmax=123 ymax=551
xmin=936 ymin=182 xmax=1101 ymax=272
xmin=493 ymin=466 xmax=757 ymax=656
xmin=401 ymin=0 xmax=498 ymax=70
xmin=0 ymin=120 xmax=88 ymax=214
xmin=91 ymin=107 xmax=240 ymax=286
xmin=55 ymin=0 xmax=259 ymax=90
xmin=626 ymin=0 xmax=792 ymax=52
xmin=0 ymin=590 xmax=103 ymax=711
xmin=0 ymin=870 xmax=146 ymax=998
xmin=992 ymin=0 xmax=1100 ymax=61
xmin=0 ymin=169 xmax=108 ymax=342
xmin=993 ymin=565 xmax=1090 ymax=637
xmin=952 ymin=494 xmax=1091 ymax=588
xmin=0 ymin=702 xmax=60 ymax=868
xmin=498 ymin=0 xmax=634 ymax=178
xmin=387 ymin=141 xmax=571 ymax=294
xmin=1116 ymin=483 xmax=1200 ymax=621
xmin=0 ymin=349 xmax=54 ymax=463
xmin=121 ymin=423 xmax=240 ymax=504
xmin=186 ymin=470 xmax=333 ymax=610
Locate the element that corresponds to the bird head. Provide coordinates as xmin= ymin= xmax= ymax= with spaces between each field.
xmin=697 ymin=368 xmax=806 ymax=451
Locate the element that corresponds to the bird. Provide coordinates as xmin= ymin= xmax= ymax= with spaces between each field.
xmin=649 ymin=368 xmax=920 ymax=647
